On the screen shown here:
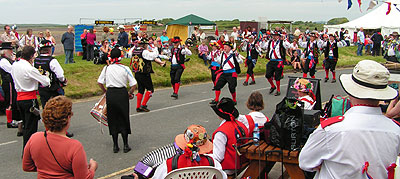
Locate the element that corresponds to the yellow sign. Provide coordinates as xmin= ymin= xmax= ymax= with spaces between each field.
xmin=140 ymin=21 xmax=157 ymax=25
xmin=95 ymin=20 xmax=114 ymax=25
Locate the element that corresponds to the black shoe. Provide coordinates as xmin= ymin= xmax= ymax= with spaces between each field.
xmin=269 ymin=87 xmax=276 ymax=94
xmin=123 ymin=144 xmax=131 ymax=153
xmin=162 ymin=63 xmax=166 ymax=67
xmin=136 ymin=107 xmax=146 ymax=112
xmin=234 ymin=101 xmax=237 ymax=105
xmin=274 ymin=91 xmax=281 ymax=96
xmin=249 ymin=81 xmax=256 ymax=85
xmin=113 ymin=146 xmax=120 ymax=153
xmin=140 ymin=105 xmax=150 ymax=112
xmin=66 ymin=132 xmax=74 ymax=138
xmin=7 ymin=123 xmax=18 ymax=128
xmin=294 ymin=70 xmax=297 ymax=73
xmin=171 ymin=93 xmax=178 ymax=99
xmin=331 ymin=79 xmax=337 ymax=83
xmin=210 ymin=100 xmax=218 ymax=105
xmin=17 ymin=132 xmax=23 ymax=137
xmin=324 ymin=78 xmax=329 ymax=83
xmin=243 ymin=81 xmax=248 ymax=86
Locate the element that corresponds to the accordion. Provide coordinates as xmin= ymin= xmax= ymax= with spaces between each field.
xmin=134 ymin=143 xmax=182 ymax=178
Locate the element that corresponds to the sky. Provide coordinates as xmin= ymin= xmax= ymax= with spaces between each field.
xmin=0 ymin=0 xmax=393 ymax=24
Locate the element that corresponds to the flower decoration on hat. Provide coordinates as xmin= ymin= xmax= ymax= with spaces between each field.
xmin=183 ymin=126 xmax=208 ymax=162
xmin=294 ymin=78 xmax=313 ymax=93
xmin=39 ymin=40 xmax=54 ymax=49
xmin=223 ymin=41 xmax=233 ymax=48
xmin=209 ymin=40 xmax=220 ymax=47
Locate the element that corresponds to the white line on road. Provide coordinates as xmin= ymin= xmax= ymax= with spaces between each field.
xmin=0 ymin=140 xmax=17 ymax=146
xmin=251 ymin=84 xmax=289 ymax=92
xmin=130 ymin=98 xmax=213 ymax=117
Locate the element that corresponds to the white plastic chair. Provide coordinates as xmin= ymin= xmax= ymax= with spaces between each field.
xmin=164 ymin=166 xmax=224 ymax=179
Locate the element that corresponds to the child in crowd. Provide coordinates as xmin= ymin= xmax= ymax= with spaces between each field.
xmin=238 ymin=91 xmax=269 ymax=135
xmin=291 ymin=50 xmax=301 ymax=73
xmin=293 ymin=78 xmax=315 ymax=110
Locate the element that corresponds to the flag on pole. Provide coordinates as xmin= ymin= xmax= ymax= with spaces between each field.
xmin=348 ymin=0 xmax=353 ymax=9
xmin=215 ymin=26 xmax=219 ymax=36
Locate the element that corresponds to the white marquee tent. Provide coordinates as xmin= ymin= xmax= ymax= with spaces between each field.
xmin=324 ymin=2 xmax=400 ymax=37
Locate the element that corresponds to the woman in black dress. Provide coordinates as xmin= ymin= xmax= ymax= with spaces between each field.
xmin=97 ymin=48 xmax=137 ymax=153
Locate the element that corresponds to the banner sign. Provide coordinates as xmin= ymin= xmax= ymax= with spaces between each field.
xmin=95 ymin=20 xmax=114 ymax=25
xmin=140 ymin=21 xmax=157 ymax=25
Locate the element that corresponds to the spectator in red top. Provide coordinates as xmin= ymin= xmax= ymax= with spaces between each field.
xmin=23 ymin=96 xmax=97 ymax=179
xmin=86 ymin=29 xmax=96 ymax=61
xmin=217 ymin=35 xmax=225 ymax=49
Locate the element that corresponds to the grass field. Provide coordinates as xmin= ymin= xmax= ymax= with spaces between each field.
xmin=56 ymin=45 xmax=385 ymax=99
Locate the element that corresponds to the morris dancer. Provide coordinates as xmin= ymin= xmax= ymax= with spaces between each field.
xmin=0 ymin=42 xmax=22 ymax=132
xmin=34 ymin=40 xmax=73 ymax=137
xmin=264 ymin=31 xmax=291 ymax=96
xmin=322 ymin=34 xmax=345 ymax=83
xmin=299 ymin=31 xmax=324 ymax=79
xmin=169 ymin=37 xmax=192 ymax=99
xmin=131 ymin=39 xmax=160 ymax=112
xmin=12 ymin=46 xmax=50 ymax=151
xmin=210 ymin=41 xmax=243 ymax=105
xmin=207 ymin=40 xmax=221 ymax=90
xmin=242 ymin=35 xmax=262 ymax=86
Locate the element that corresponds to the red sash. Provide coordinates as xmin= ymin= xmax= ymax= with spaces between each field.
xmin=17 ymin=91 xmax=37 ymax=101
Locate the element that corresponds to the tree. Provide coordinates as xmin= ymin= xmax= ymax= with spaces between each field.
xmin=327 ymin=17 xmax=349 ymax=25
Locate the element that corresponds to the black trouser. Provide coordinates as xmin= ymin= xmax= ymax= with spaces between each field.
xmin=17 ymin=99 xmax=40 ymax=149
xmin=39 ymin=89 xmax=61 ymax=109
xmin=82 ymin=45 xmax=87 ymax=60
xmin=214 ymin=73 xmax=237 ymax=93
xmin=372 ymin=43 xmax=381 ymax=56
xmin=265 ymin=61 xmax=283 ymax=80
xmin=303 ymin=58 xmax=317 ymax=77
xmin=210 ymin=66 xmax=219 ymax=83
xmin=324 ymin=58 xmax=337 ymax=72
xmin=135 ymin=73 xmax=154 ymax=94
xmin=87 ymin=44 xmax=94 ymax=60
xmin=246 ymin=59 xmax=256 ymax=76
xmin=2 ymin=81 xmax=22 ymax=121
xmin=170 ymin=65 xmax=184 ymax=85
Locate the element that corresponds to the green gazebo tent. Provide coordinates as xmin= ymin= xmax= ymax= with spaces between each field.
xmin=166 ymin=14 xmax=216 ymax=41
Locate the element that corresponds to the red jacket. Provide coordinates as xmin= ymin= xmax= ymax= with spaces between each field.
xmin=212 ymin=120 xmax=249 ymax=170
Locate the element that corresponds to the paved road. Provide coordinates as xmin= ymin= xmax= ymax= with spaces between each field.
xmin=0 ymin=68 xmax=351 ymax=178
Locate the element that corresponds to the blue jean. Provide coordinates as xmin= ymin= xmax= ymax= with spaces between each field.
xmin=198 ymin=53 xmax=208 ymax=66
xmin=357 ymin=43 xmax=364 ymax=56
xmin=64 ymin=49 xmax=74 ymax=64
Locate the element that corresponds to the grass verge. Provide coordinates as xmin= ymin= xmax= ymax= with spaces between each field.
xmin=55 ymin=46 xmax=385 ymax=99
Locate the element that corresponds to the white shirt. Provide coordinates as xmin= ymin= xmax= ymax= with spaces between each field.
xmin=0 ymin=58 xmax=13 ymax=74
xmin=231 ymin=32 xmax=238 ymax=40
xmin=263 ymin=39 xmax=291 ymax=59
xmin=171 ymin=46 xmax=192 ymax=65
xmin=298 ymin=38 xmax=324 ymax=57
xmin=142 ymin=48 xmax=159 ymax=61
xmin=207 ymin=50 xmax=220 ymax=62
xmin=212 ymin=120 xmax=232 ymax=175
xmin=152 ymin=154 xmax=227 ymax=179
xmin=223 ymin=33 xmax=229 ymax=41
xmin=215 ymin=51 xmax=243 ymax=71
xmin=322 ymin=40 xmax=345 ymax=57
xmin=237 ymin=111 xmax=269 ymax=130
xmin=97 ymin=64 xmax=136 ymax=88
xmin=299 ymin=106 xmax=400 ymax=179
xmin=11 ymin=59 xmax=50 ymax=92
xmin=299 ymin=95 xmax=315 ymax=110
xmin=19 ymin=35 xmax=39 ymax=51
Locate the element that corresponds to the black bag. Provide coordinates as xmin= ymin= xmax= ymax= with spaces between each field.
xmin=264 ymin=97 xmax=304 ymax=151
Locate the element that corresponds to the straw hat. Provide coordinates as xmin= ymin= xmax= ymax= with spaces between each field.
xmin=339 ymin=60 xmax=398 ymax=100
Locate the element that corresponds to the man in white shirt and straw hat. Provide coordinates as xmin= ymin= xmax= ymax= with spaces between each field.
xmin=299 ymin=60 xmax=400 ymax=178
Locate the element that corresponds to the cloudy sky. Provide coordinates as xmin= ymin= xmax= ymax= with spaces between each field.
xmin=0 ymin=0 xmax=391 ymax=24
